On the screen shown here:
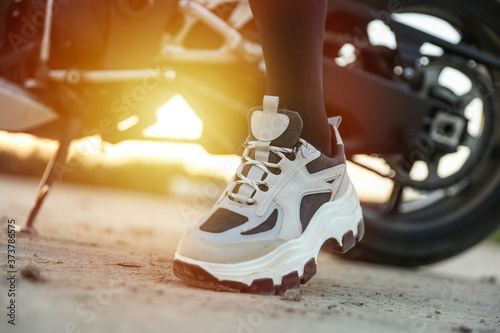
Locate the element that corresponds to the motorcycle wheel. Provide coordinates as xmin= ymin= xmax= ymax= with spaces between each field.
xmin=342 ymin=0 xmax=500 ymax=266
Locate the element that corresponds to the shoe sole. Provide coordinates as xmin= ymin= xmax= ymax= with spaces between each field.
xmin=174 ymin=182 xmax=363 ymax=295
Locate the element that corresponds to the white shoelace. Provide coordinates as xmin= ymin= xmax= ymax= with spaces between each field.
xmin=228 ymin=139 xmax=309 ymax=204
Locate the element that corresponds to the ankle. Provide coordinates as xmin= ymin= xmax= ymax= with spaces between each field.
xmin=305 ymin=130 xmax=332 ymax=157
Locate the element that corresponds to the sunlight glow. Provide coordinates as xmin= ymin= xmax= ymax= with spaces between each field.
xmin=392 ymin=13 xmax=462 ymax=44
xmin=409 ymin=160 xmax=429 ymax=181
xmin=465 ymin=98 xmax=484 ymax=138
xmin=419 ymin=42 xmax=444 ymax=57
xmin=368 ymin=20 xmax=397 ymax=50
xmin=117 ymin=115 xmax=139 ymax=131
xmin=438 ymin=146 xmax=471 ymax=178
xmin=143 ymin=94 xmax=203 ymax=140
xmin=335 ymin=43 xmax=357 ymax=67
xmin=439 ymin=67 xmax=472 ymax=96
xmin=346 ymin=159 xmax=393 ymax=204
xmin=106 ymin=140 xmax=238 ymax=181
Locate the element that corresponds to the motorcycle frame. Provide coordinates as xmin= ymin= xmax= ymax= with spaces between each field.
xmin=41 ymin=0 xmax=262 ymax=84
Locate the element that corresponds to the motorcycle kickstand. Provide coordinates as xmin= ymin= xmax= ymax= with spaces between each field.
xmin=20 ymin=115 xmax=82 ymax=234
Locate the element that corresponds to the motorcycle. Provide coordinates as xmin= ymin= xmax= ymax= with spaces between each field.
xmin=1 ymin=0 xmax=499 ymax=267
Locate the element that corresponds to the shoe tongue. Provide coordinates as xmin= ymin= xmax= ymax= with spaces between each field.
xmin=231 ymin=96 xmax=303 ymax=205
xmin=248 ymin=96 xmax=303 ymax=149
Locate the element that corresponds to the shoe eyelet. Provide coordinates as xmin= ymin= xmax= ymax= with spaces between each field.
xmin=258 ymin=184 xmax=269 ymax=192
xmin=270 ymin=168 xmax=281 ymax=175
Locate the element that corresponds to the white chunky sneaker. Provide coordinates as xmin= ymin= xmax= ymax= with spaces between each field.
xmin=173 ymin=96 xmax=364 ymax=294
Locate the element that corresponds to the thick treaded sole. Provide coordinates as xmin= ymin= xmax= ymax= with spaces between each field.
xmin=174 ymin=182 xmax=363 ymax=295
xmin=173 ymin=220 xmax=364 ymax=295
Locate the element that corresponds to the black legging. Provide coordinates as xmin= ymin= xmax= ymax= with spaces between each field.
xmin=249 ymin=0 xmax=331 ymax=156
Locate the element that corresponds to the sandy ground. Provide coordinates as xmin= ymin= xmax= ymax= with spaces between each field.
xmin=0 ymin=173 xmax=499 ymax=333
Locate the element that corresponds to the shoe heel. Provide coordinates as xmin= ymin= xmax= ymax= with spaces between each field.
xmin=324 ymin=219 xmax=364 ymax=254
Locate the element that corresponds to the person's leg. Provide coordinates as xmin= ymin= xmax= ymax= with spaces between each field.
xmin=173 ymin=1 xmax=363 ymax=294
xmin=249 ymin=0 xmax=331 ymax=155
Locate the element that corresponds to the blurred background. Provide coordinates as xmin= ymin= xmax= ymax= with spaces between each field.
xmin=1 ymin=3 xmax=499 ymax=333
xmin=1 ymin=1 xmax=499 ymax=245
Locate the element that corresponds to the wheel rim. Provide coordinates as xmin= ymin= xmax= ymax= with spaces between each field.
xmin=351 ymin=5 xmax=500 ymax=240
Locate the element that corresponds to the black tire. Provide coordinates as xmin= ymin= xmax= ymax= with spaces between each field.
xmin=342 ymin=0 xmax=500 ymax=266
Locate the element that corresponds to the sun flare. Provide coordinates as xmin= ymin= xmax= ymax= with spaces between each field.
xmin=143 ymin=94 xmax=203 ymax=140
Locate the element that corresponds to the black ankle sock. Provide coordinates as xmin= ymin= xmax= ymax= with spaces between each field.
xmin=249 ymin=0 xmax=331 ymax=155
